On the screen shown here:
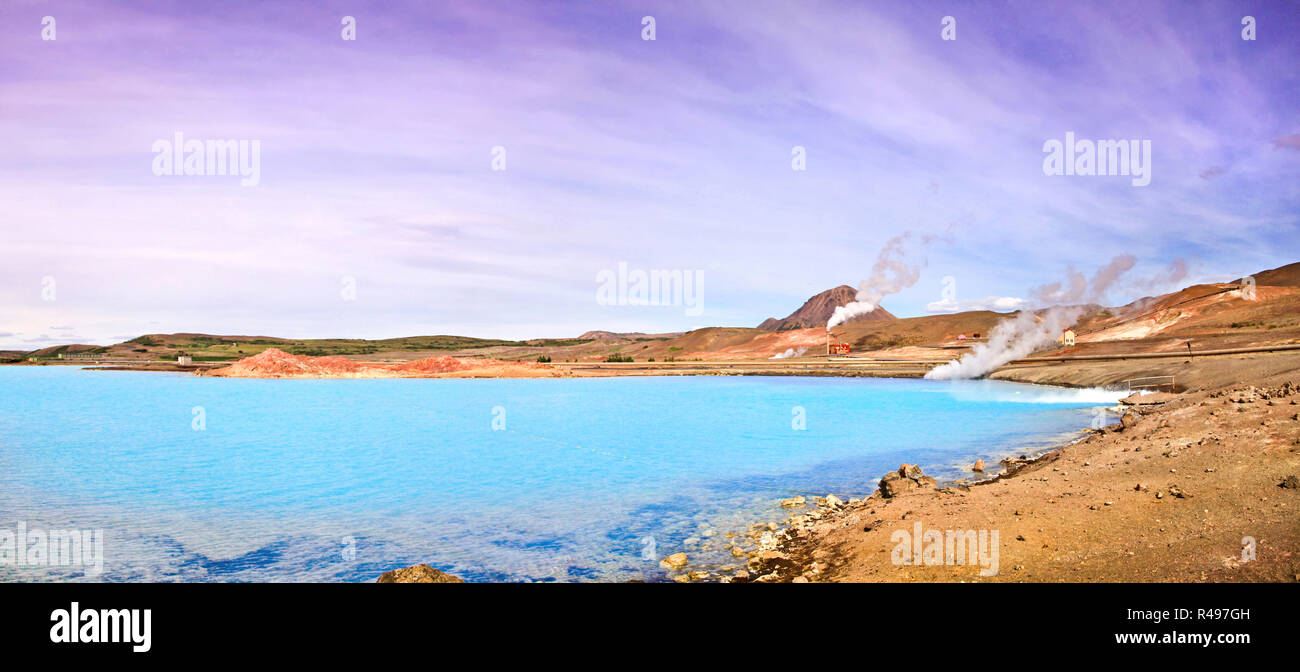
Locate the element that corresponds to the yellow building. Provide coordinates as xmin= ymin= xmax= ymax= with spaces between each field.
xmin=1058 ymin=329 xmax=1076 ymax=347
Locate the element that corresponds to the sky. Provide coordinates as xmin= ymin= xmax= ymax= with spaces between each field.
xmin=2 ymin=0 xmax=1298 ymax=349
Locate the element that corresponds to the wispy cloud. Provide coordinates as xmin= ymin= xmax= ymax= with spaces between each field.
xmin=0 ymin=0 xmax=1297 ymax=349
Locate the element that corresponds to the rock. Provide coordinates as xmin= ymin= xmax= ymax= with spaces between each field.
xmin=972 ymin=459 xmax=986 ymax=472
xmin=1280 ymin=475 xmax=1299 ymax=489
xmin=880 ymin=475 xmax=919 ymax=498
xmin=660 ymin=552 xmax=688 ymax=570
xmin=376 ymin=564 xmax=465 ymax=583
xmin=732 ymin=569 xmax=750 ymax=580
xmin=824 ymin=494 xmax=843 ymax=508
xmin=780 ymin=495 xmax=806 ymax=508
xmin=1168 ymin=485 xmax=1188 ymax=499
xmin=731 ymin=546 xmax=746 ymax=558
xmin=878 ymin=464 xmax=937 ymax=498
xmin=688 ymin=570 xmax=709 ymax=581
xmin=1120 ymin=412 xmax=1139 ymax=430
xmin=672 ymin=573 xmax=693 ymax=583
xmin=791 ymin=576 xmax=809 ymax=584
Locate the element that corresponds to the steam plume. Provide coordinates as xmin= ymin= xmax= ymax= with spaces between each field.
xmin=1136 ymin=258 xmax=1189 ymax=291
xmin=924 ymin=306 xmax=1083 ymax=380
xmin=770 ymin=347 xmax=808 ymax=359
xmin=926 ymin=254 xmax=1139 ymax=380
xmin=827 ymin=233 xmax=928 ymax=330
xmin=1028 ymin=254 xmax=1135 ymax=305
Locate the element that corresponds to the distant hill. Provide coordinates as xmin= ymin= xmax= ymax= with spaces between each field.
xmin=758 ymin=285 xmax=896 ymax=331
xmin=577 ymin=330 xmax=682 ymax=341
xmin=24 ymin=343 xmax=107 ymax=358
xmin=1236 ymin=261 xmax=1300 ymax=288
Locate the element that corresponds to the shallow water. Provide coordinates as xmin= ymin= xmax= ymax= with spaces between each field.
xmin=0 ymin=367 xmax=1121 ymax=582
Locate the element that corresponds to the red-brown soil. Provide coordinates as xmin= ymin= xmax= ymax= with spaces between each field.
xmin=205 ymin=348 xmax=562 ymax=379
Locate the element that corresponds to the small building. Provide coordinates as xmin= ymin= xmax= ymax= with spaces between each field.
xmin=829 ymin=343 xmax=851 ymax=355
xmin=1058 ymin=329 xmax=1076 ymax=347
xmin=177 ymin=355 xmax=193 ymax=365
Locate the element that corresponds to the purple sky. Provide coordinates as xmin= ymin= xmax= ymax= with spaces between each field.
xmin=2 ymin=0 xmax=1298 ymax=349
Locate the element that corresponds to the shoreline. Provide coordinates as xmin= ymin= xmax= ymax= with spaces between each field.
xmin=721 ymin=374 xmax=1300 ymax=583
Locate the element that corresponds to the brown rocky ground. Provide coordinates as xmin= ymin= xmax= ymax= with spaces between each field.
xmin=728 ymin=372 xmax=1300 ymax=583
xmin=992 ymin=349 xmax=1300 ymax=390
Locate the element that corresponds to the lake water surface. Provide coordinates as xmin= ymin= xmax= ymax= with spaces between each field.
xmin=0 ymin=366 xmax=1122 ymax=582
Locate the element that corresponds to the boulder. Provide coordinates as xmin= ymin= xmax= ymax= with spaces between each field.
xmin=376 ymin=564 xmax=465 ymax=583
xmin=880 ymin=475 xmax=919 ymax=498
xmin=1120 ymin=412 xmax=1139 ymax=430
xmin=972 ymin=459 xmax=986 ymax=472
xmin=878 ymin=464 xmax=938 ymax=498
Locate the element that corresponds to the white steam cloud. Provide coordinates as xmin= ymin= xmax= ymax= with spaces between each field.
xmin=924 ymin=306 xmax=1083 ymax=380
xmin=770 ymin=347 xmax=808 ymax=359
xmin=827 ymin=233 xmax=929 ymax=330
xmin=926 ymin=254 xmax=1141 ymax=380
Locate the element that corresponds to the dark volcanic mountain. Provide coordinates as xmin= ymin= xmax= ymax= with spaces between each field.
xmin=758 ymin=285 xmax=897 ymax=331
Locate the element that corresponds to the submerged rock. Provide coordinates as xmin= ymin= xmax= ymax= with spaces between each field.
xmin=660 ymin=552 xmax=689 ymax=570
xmin=376 ymin=564 xmax=465 ymax=583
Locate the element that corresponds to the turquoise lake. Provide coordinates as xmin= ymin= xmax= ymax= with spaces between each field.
xmin=0 ymin=366 xmax=1123 ymax=582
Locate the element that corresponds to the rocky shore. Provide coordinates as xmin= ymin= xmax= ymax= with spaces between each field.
xmin=702 ymin=375 xmax=1300 ymax=583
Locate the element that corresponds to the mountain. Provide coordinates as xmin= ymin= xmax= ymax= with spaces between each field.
xmin=758 ymin=285 xmax=897 ymax=331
